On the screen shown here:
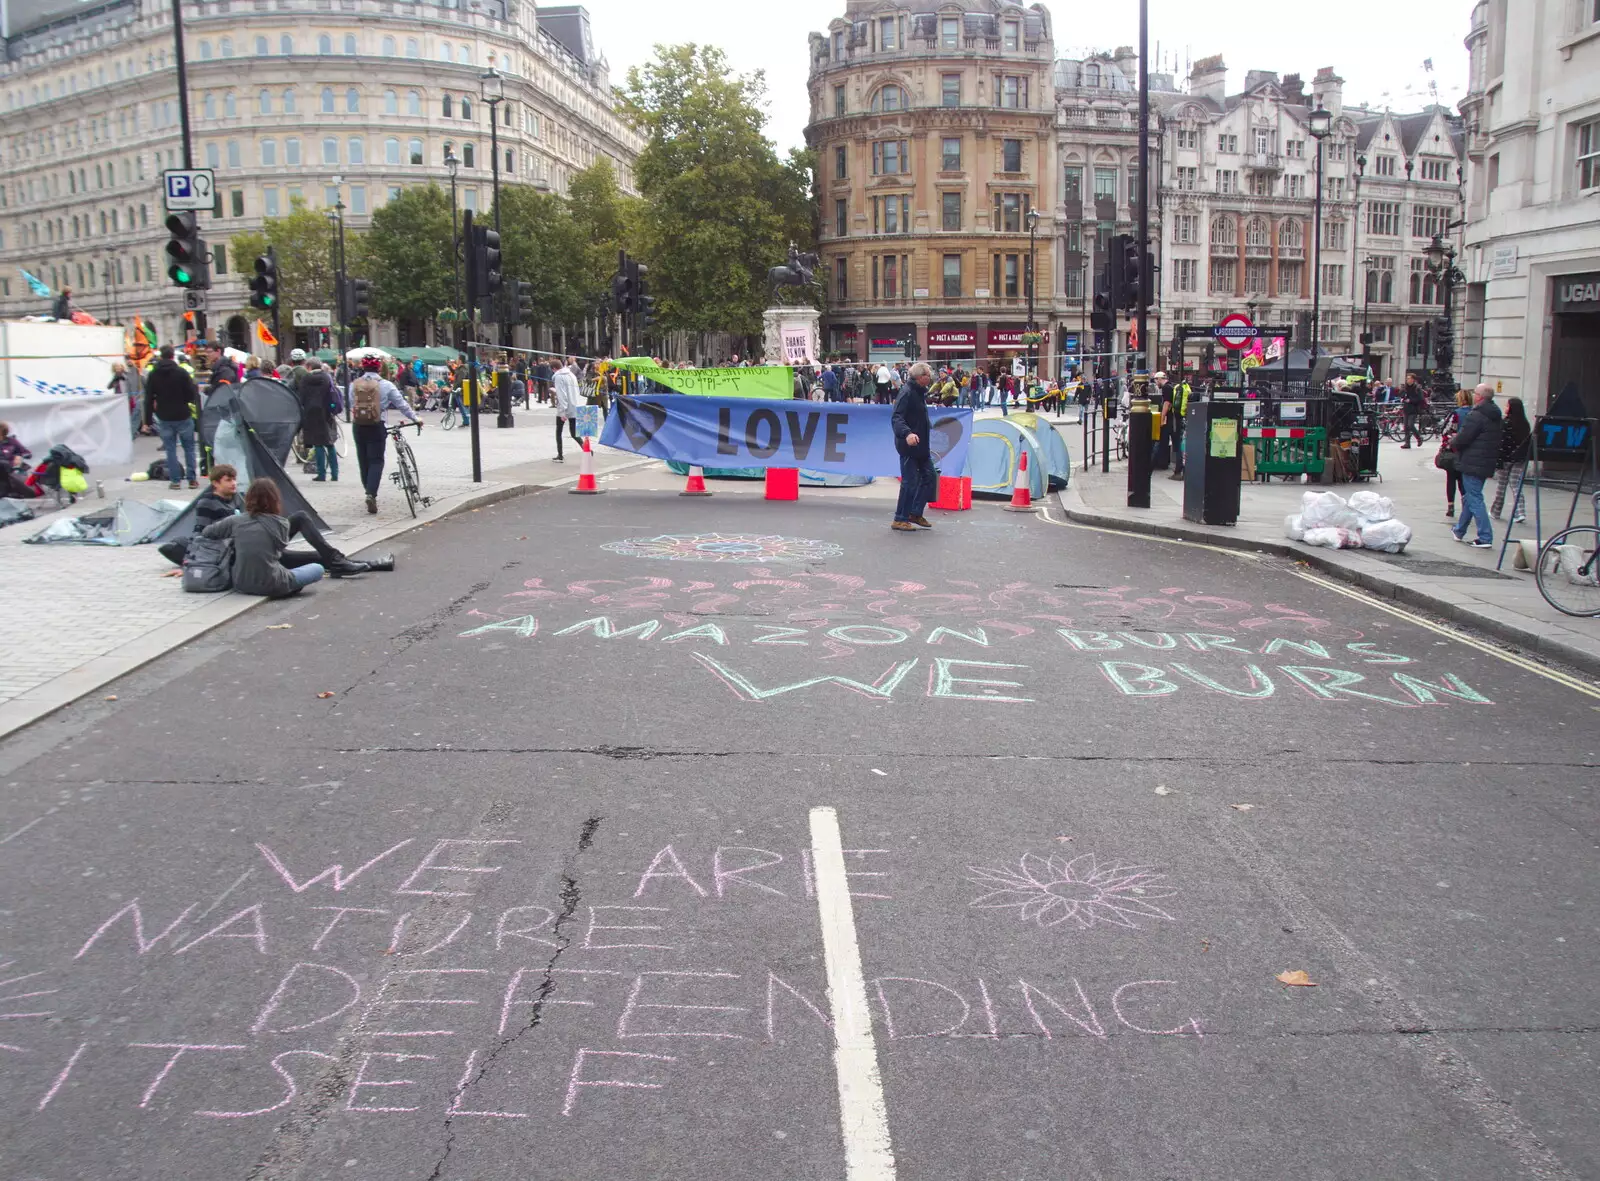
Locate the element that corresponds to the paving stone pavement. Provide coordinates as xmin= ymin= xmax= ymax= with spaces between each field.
xmin=0 ymin=402 xmax=647 ymax=729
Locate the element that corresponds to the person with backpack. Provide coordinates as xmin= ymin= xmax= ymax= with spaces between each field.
xmin=349 ymin=355 xmax=421 ymax=514
xmin=298 ymin=358 xmax=342 ymax=482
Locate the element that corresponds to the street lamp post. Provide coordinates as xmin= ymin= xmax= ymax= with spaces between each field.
xmin=1026 ymin=207 xmax=1041 ymax=385
xmin=1308 ymin=106 xmax=1333 ymax=365
xmin=480 ymin=67 xmax=513 ymax=428
xmin=326 ymin=194 xmax=350 ymax=418
xmin=445 ymin=146 xmax=461 ymax=350
xmin=101 ymin=253 xmax=120 ymax=325
xmin=1360 ymin=253 xmax=1375 ymax=376
xmin=1424 ymin=233 xmax=1465 ymax=398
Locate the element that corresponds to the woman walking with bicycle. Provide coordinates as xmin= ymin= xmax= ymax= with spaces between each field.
xmin=350 ymin=356 xmax=421 ymax=515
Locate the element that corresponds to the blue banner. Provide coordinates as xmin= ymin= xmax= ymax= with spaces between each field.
xmin=599 ymin=395 xmax=974 ymax=478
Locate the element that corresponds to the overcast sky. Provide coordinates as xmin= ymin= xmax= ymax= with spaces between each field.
xmin=579 ymin=0 xmax=1471 ymax=152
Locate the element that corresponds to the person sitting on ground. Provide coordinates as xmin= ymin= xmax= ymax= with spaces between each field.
xmin=200 ymin=477 xmax=394 ymax=596
xmin=1 ymin=421 xmax=34 ymax=498
xmin=157 ymin=464 xmax=244 ymax=566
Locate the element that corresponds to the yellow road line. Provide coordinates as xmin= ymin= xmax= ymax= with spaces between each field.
xmin=1286 ymin=567 xmax=1600 ymax=700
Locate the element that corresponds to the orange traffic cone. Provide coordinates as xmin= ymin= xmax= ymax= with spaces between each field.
xmin=679 ymin=465 xmax=712 ymax=497
xmin=569 ymin=437 xmax=603 ymax=495
xmin=1003 ymin=449 xmax=1035 ymax=512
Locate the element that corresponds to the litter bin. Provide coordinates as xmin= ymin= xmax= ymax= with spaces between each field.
xmin=1182 ymin=392 xmax=1244 ymax=525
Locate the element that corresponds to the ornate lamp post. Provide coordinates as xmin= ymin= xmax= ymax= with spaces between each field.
xmin=1424 ymin=233 xmax=1464 ymax=398
xmin=1307 ymin=106 xmax=1333 ymax=363
xmin=444 ymin=145 xmax=461 ymax=349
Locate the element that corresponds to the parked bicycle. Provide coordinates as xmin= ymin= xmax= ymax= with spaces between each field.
xmin=1534 ymin=491 xmax=1600 ymax=618
xmin=388 ymin=422 xmax=431 ymax=518
xmin=291 ymin=416 xmax=349 ymax=465
xmin=1377 ymin=403 xmax=1448 ymax=443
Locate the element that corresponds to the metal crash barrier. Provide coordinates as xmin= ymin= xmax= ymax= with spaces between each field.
xmin=1247 ymin=426 xmax=1328 ymax=480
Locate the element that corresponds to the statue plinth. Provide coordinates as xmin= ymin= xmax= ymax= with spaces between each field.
xmin=763 ymin=306 xmax=820 ymax=367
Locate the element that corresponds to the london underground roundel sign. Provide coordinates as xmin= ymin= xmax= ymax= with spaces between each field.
xmin=1214 ymin=312 xmax=1258 ymax=350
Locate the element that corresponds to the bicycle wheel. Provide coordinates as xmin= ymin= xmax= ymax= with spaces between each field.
xmin=1535 ymin=526 xmax=1600 ymax=617
xmin=291 ymin=431 xmax=311 ymax=465
xmin=333 ymin=417 xmax=350 ymax=458
xmin=392 ymin=437 xmax=420 ymax=517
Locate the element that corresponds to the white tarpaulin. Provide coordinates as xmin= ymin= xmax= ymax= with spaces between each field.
xmin=1 ymin=392 xmax=132 ymax=471
xmin=1 ymin=320 xmax=124 ymax=400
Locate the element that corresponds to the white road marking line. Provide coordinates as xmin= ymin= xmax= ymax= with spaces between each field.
xmin=808 ymin=805 xmax=896 ymax=1181
xmin=1287 ymin=568 xmax=1600 ymax=701
xmin=0 ymin=814 xmax=48 ymax=846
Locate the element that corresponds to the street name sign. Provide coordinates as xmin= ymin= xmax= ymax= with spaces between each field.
xmin=162 ymin=169 xmax=216 ymax=211
xmin=293 ymin=309 xmax=333 ymax=327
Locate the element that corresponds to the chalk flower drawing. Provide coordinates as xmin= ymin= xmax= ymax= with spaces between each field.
xmin=966 ymin=852 xmax=1177 ymax=931
xmin=601 ymin=533 xmax=844 ymax=564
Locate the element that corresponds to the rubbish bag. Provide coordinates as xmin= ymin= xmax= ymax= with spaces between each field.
xmin=1300 ymin=491 xmax=1360 ymax=531
xmin=1556 ymin=544 xmax=1600 ymax=586
xmin=1347 ymin=491 xmax=1394 ymax=523
xmin=1360 ymin=519 xmax=1412 ymax=553
xmin=1285 ymin=514 xmax=1306 ymax=541
xmin=59 ymin=467 xmax=89 ymax=494
xmin=1302 ymin=526 xmax=1363 ymax=549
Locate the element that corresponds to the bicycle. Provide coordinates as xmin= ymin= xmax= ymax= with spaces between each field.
xmin=438 ymin=388 xmax=461 ymax=431
xmin=1533 ymin=491 xmax=1600 ymax=618
xmin=292 ymin=415 xmax=350 ymax=465
xmin=388 ymin=422 xmax=431 ymax=518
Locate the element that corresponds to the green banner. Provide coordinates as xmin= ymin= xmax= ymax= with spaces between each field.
xmin=610 ymin=358 xmax=794 ymax=399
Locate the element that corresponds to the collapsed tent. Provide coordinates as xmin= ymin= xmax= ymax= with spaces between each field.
xmin=664 ymin=461 xmax=873 ymax=487
xmin=155 ymin=421 xmax=327 ymax=543
xmin=200 ymin=377 xmax=302 ymax=460
xmin=963 ymin=413 xmax=1071 ymax=499
xmin=23 ymin=498 xmax=186 ymax=545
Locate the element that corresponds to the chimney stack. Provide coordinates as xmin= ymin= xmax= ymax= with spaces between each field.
xmin=1312 ymin=66 xmax=1344 ymax=116
xmin=1189 ymin=55 xmax=1227 ymax=104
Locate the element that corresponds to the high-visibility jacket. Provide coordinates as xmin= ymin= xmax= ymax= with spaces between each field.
xmin=1174 ymin=382 xmax=1192 ymax=415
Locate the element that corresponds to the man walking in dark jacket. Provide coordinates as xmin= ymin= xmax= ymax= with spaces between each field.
xmin=1449 ymin=384 xmax=1504 ymax=548
xmin=891 ymin=362 xmax=937 ymax=532
xmin=1399 ymin=373 xmax=1429 ymax=449
xmin=143 ymin=344 xmax=202 ymax=488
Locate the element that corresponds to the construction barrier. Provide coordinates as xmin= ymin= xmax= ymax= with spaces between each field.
xmin=679 ymin=465 xmax=712 ymax=497
xmin=1247 ymin=426 xmax=1327 ymax=480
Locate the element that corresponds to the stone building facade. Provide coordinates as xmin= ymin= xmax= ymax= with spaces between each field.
xmin=0 ymin=0 xmax=640 ymax=350
xmin=806 ymin=0 xmax=1056 ymax=369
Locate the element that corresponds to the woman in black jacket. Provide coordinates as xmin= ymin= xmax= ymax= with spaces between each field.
xmin=1491 ymin=396 xmax=1531 ymax=522
xmin=297 ymin=360 xmax=341 ymax=481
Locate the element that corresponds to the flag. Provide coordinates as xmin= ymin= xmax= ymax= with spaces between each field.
xmin=20 ymin=269 xmax=51 ymax=298
xmin=1127 ymin=320 xmax=1139 ymax=350
xmin=1264 ymin=336 xmax=1285 ymax=362
xmin=256 ymin=320 xmax=278 ymax=348
xmin=139 ymin=318 xmax=158 ymax=348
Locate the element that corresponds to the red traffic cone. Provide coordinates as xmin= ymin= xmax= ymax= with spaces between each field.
xmin=679 ymin=465 xmax=713 ymax=497
xmin=1003 ymin=449 xmax=1035 ymax=512
xmin=569 ymin=437 xmax=603 ymax=495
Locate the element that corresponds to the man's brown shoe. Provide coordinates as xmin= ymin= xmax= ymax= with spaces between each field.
xmin=911 ymin=515 xmax=934 ymax=528
xmin=891 ymin=521 xmax=917 ymax=531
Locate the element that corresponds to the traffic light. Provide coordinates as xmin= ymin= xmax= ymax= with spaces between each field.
xmin=165 ymin=211 xmax=210 ymax=289
xmin=1119 ymin=236 xmax=1149 ymax=311
xmin=514 ymin=280 xmax=533 ymax=323
xmin=637 ymin=290 xmax=657 ymax=334
xmin=470 ymin=226 xmax=502 ymax=298
xmin=249 ymin=252 xmax=277 ymax=311
xmin=334 ymin=276 xmax=351 ymax=324
xmin=1090 ymin=266 xmax=1113 ymax=333
xmin=350 ymin=278 xmax=371 ymax=320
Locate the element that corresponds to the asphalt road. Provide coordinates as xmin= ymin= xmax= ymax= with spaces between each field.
xmin=1 ymin=477 xmax=1597 ymax=1181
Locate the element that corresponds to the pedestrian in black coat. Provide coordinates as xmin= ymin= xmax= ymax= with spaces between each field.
xmin=1449 ymin=385 xmax=1504 ymax=547
xmin=891 ymin=362 xmax=937 ymax=532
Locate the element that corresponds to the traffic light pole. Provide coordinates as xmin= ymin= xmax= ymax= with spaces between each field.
xmin=464 ymin=209 xmax=483 ymax=483
xmin=168 ymin=0 xmax=206 ymax=341
xmin=268 ymin=245 xmax=281 ymax=365
xmin=1135 ymin=0 xmax=1150 ymax=375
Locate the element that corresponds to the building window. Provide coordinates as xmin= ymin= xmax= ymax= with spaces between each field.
xmin=203 ymin=93 xmax=216 ymax=120
xmin=999 ymin=253 xmax=1019 ymax=296
xmin=1176 ymin=128 xmax=1198 ymax=149
xmin=1420 ymin=157 xmax=1451 ymax=182
xmin=461 ymin=98 xmax=473 ymax=121
xmin=227 ymin=141 xmax=240 ymax=168
xmin=993 ymin=192 xmax=1029 ymax=232
xmin=350 ymin=185 xmax=367 ymax=215
xmin=409 ymin=138 xmax=424 ymax=165
xmin=255 ymin=36 xmax=268 ymax=55
xmin=230 ymin=189 xmax=244 ymax=217
xmin=1325 ymin=176 xmax=1345 ymax=201
xmin=261 ymin=138 xmax=277 ymax=166
xmin=1209 ymin=258 xmax=1235 ymax=294
xmin=224 ymin=92 xmax=237 ymax=117
xmin=879 ymin=15 xmax=896 ymax=51
xmin=280 ymin=34 xmax=294 ymax=54
xmin=1279 ymin=218 xmax=1304 ymax=256
xmin=283 ymin=89 xmax=297 ymax=113
xmin=1217 ymin=169 xmax=1239 ymax=194
xmin=348 ymin=137 xmax=364 ymax=165
xmin=1245 ymin=216 xmax=1270 ymax=251
xmin=1245 ymin=260 xmax=1269 ymax=293
xmin=259 ymin=89 xmax=272 ymax=115
xmin=1092 ymin=166 xmax=1117 ymax=201
xmin=462 ymin=143 xmax=475 ymax=168
xmin=1319 ymin=309 xmax=1343 ymax=341
xmin=321 ymin=87 xmax=335 ymax=114
xmin=211 ymin=244 xmax=226 ymax=273
xmin=323 ymin=185 xmax=340 ymax=208
xmin=322 ymin=137 xmax=339 ymax=165
xmin=873 ymin=194 xmax=910 ymax=234
xmin=835 ymin=259 xmax=848 ymax=301
xmin=871 ymin=85 xmax=906 ymax=112
xmin=1002 ymin=139 xmax=1023 ymax=172
xmin=343 ymin=33 xmax=357 ymax=54
xmin=284 ymin=137 xmax=301 ymax=165
xmin=1285 ymin=139 xmax=1305 ymax=158
xmin=940 ymin=16 xmax=960 ymax=47
xmin=1374 ymin=154 xmax=1397 ymax=177
xmin=942 ymin=137 xmax=962 ymax=171
xmin=1210 ymin=214 xmax=1236 ymax=248
xmin=407 ymin=91 xmax=421 ymax=116
xmin=1285 ymin=174 xmax=1306 ymax=198
xmin=999 ymin=76 xmax=1028 ymax=109
xmin=1367 ymin=256 xmax=1396 ymax=303
xmin=318 ymin=34 xmax=332 ymax=55
xmin=942 ymin=253 xmax=961 ymax=298
xmin=1216 ymin=133 xmax=1238 ymax=153
xmin=347 ymin=89 xmax=360 ymax=113
xmin=883 ymin=255 xmax=900 ymax=299
xmin=1002 ymin=20 xmax=1019 ymax=50
xmin=406 ymin=38 xmax=420 ymax=58
xmin=1328 ymin=142 xmax=1346 ymax=162
xmin=1249 ymin=171 xmax=1272 ymax=196
xmin=1128 ymin=168 xmax=1141 ymax=204
xmin=205 ymin=142 xmax=220 ymax=168
xmin=942 ymin=191 xmax=961 ymax=231
xmin=463 ymin=189 xmax=477 ymax=211
xmin=1173 ymin=257 xmax=1198 ymax=292
xmin=382 ymin=36 xmax=396 ymax=56
xmin=1277 ymin=260 xmax=1302 ymax=296
xmin=835 ymin=199 xmax=848 ymax=236
xmin=1173 ymin=214 xmax=1197 ymax=244
xmin=1176 ymin=166 xmax=1198 ymax=191
xmin=942 ymin=74 xmax=960 ymax=108
xmin=385 ymin=137 xmax=400 ymax=165
xmin=1320 ymin=263 xmax=1346 ymax=297
xmin=834 ymin=85 xmax=845 ymax=116
xmin=1323 ymin=219 xmax=1348 ymax=250
xmin=1412 ymin=204 xmax=1451 ymax=239
xmin=1368 ymin=201 xmax=1400 ymax=236
xmin=199 ymin=40 xmax=212 ymax=59
xmin=1408 ymin=258 xmax=1444 ymax=305
xmin=832 ymin=30 xmax=844 ymax=60
xmin=1062 ymin=164 xmax=1082 ymax=202
xmin=835 ymin=144 xmax=847 ymax=179
xmin=1579 ymin=120 xmax=1600 ymax=190
xmin=264 ymin=186 xmax=279 ymax=216
xmin=872 ymin=140 xmax=908 ymax=175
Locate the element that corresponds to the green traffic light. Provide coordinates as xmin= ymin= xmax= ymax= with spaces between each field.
xmin=262 ymin=294 xmax=276 ymax=307
xmin=170 ymin=265 xmax=192 ymax=285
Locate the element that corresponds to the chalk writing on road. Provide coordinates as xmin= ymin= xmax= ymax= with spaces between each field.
xmin=967 ymin=852 xmax=1177 ymax=932
xmin=599 ymin=534 xmax=844 ymax=564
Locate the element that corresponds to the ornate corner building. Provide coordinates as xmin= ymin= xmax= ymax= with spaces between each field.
xmin=805 ymin=1 xmax=1056 ymax=370
xmin=0 ymin=0 xmax=640 ymax=350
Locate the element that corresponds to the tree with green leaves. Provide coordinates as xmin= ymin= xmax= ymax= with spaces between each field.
xmin=361 ymin=184 xmax=458 ymax=325
xmin=620 ymin=43 xmax=815 ymax=340
xmin=229 ymin=198 xmax=351 ymax=337
xmin=491 ymin=185 xmax=590 ymax=330
xmin=566 ymin=157 xmax=639 ymax=295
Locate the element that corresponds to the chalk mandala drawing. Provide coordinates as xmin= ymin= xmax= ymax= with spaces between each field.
xmin=966 ymin=852 xmax=1177 ymax=931
xmin=600 ymin=533 xmax=844 ymax=564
